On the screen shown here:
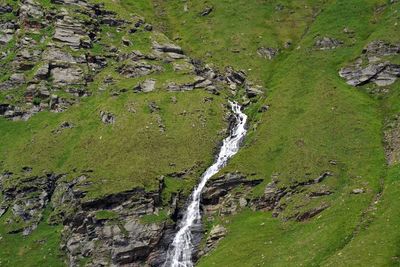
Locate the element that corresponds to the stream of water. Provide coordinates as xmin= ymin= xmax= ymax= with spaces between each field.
xmin=164 ymin=101 xmax=248 ymax=267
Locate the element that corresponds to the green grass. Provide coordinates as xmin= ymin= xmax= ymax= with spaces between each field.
xmin=0 ymin=209 xmax=65 ymax=267
xmin=0 ymin=89 xmax=227 ymax=199
xmin=95 ymin=209 xmax=119 ymax=220
xmin=156 ymin=0 xmax=400 ymax=266
xmin=1 ymin=0 xmax=400 ymax=266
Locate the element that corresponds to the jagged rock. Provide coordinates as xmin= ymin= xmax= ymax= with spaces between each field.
xmin=315 ymin=37 xmax=343 ymax=50
xmin=258 ymin=105 xmax=270 ymax=112
xmin=100 ymin=111 xmax=115 ymax=124
xmin=56 ymin=178 xmax=171 ymax=266
xmin=257 ymin=47 xmax=279 ymax=60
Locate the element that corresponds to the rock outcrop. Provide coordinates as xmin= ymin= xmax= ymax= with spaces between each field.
xmin=0 ymin=172 xmax=63 ymax=235
xmin=339 ymin=40 xmax=400 ymax=86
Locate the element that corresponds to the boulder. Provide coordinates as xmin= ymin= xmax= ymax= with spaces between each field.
xmin=100 ymin=111 xmax=115 ymax=124
xmin=257 ymin=47 xmax=279 ymax=60
xmin=315 ymin=37 xmax=343 ymax=50
xmin=134 ymin=79 xmax=156 ymax=93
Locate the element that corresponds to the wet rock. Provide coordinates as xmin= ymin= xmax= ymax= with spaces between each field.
xmin=315 ymin=37 xmax=343 ymax=50
xmin=100 ymin=111 xmax=115 ymax=124
xmin=257 ymin=47 xmax=279 ymax=60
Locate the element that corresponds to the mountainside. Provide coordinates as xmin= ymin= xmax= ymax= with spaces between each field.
xmin=0 ymin=0 xmax=399 ymax=266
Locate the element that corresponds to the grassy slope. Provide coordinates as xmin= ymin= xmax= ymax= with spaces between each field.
xmin=154 ymin=0 xmax=400 ymax=266
xmin=0 ymin=0 xmax=227 ymax=263
xmin=0 ymin=209 xmax=64 ymax=267
xmin=0 ymin=0 xmax=229 ymax=199
xmin=0 ymin=0 xmax=399 ymax=265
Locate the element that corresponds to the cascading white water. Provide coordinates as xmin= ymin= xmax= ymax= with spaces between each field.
xmin=164 ymin=101 xmax=248 ymax=267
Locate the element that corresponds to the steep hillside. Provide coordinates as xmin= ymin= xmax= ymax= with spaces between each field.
xmin=0 ymin=0 xmax=399 ymax=266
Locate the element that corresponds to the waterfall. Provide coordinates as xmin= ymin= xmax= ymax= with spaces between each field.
xmin=164 ymin=101 xmax=248 ymax=267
